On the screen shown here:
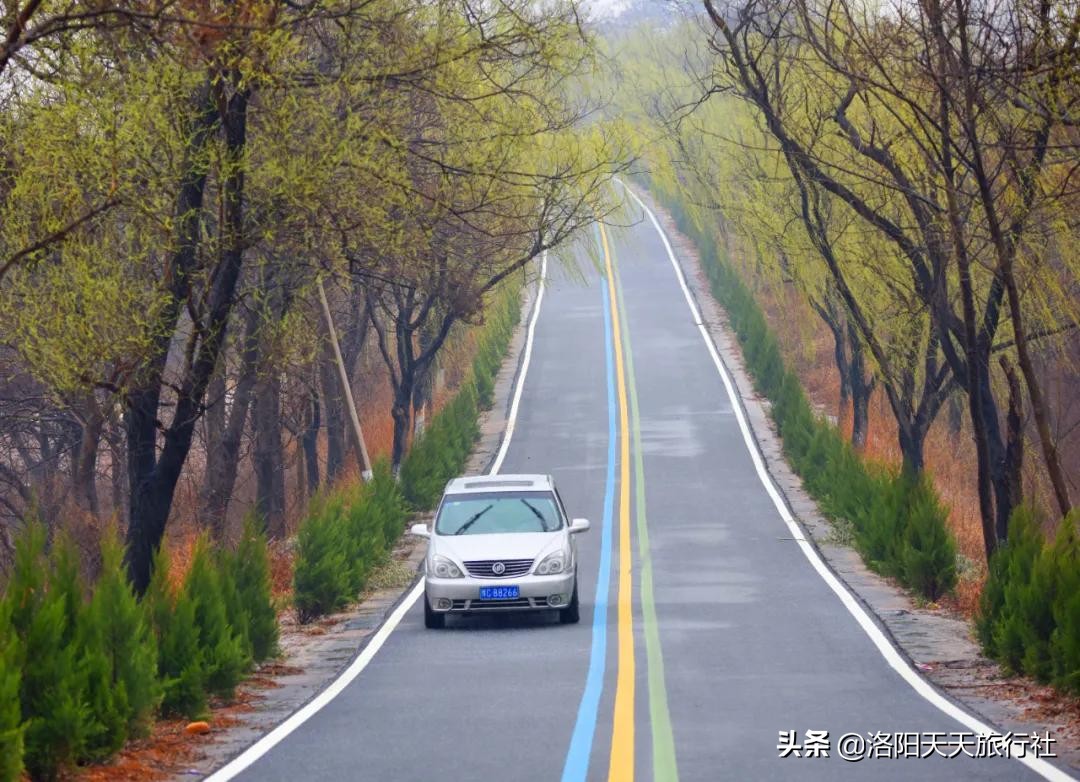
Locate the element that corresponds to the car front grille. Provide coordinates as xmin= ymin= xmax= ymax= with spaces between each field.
xmin=463 ymin=558 xmax=533 ymax=578
xmin=451 ymin=598 xmax=543 ymax=611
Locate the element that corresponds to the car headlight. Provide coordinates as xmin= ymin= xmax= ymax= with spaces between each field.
xmin=430 ymin=555 xmax=463 ymax=579
xmin=535 ymin=551 xmax=569 ymax=575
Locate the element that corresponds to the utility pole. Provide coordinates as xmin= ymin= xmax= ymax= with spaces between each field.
xmin=317 ymin=277 xmax=373 ymax=480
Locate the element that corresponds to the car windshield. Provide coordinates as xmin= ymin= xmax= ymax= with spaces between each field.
xmin=435 ymin=491 xmax=563 ymax=536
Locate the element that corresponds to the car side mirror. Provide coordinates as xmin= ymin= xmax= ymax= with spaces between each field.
xmin=409 ymin=523 xmax=431 ymax=538
xmin=570 ymin=518 xmax=590 ymax=534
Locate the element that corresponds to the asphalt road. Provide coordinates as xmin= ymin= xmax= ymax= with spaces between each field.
xmin=224 ymin=193 xmax=1052 ymax=781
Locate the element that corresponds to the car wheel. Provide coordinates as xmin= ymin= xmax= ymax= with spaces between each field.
xmin=559 ymin=580 xmax=580 ymax=624
xmin=424 ymin=595 xmax=445 ymax=629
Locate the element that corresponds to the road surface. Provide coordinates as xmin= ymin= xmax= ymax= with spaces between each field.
xmin=216 ymin=189 xmax=1054 ymax=781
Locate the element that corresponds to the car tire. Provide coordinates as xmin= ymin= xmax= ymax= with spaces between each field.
xmin=424 ymin=595 xmax=445 ymax=629
xmin=559 ymin=580 xmax=580 ymax=624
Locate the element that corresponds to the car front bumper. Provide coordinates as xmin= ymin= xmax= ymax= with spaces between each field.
xmin=425 ymin=571 xmax=576 ymax=612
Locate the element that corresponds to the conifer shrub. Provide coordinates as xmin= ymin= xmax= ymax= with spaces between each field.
xmin=183 ymin=540 xmax=249 ymax=699
xmin=144 ymin=549 xmax=207 ymax=719
xmin=7 ymin=525 xmax=92 ymax=780
xmin=0 ymin=598 xmax=24 ymax=782
xmin=294 ymin=497 xmax=353 ymax=623
xmin=978 ymin=509 xmax=1080 ymax=691
xmin=214 ymin=547 xmax=253 ymax=663
xmin=1049 ymin=517 xmax=1080 ymax=694
xmin=231 ymin=517 xmax=279 ymax=662
xmin=76 ymin=529 xmax=159 ymax=759
xmin=899 ymin=478 xmax=957 ymax=601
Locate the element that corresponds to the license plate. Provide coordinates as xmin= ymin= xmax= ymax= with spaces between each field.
xmin=479 ymin=586 xmax=519 ymax=600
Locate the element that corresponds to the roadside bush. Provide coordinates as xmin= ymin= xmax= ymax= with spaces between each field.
xmin=7 ymin=525 xmax=92 ymax=780
xmin=978 ymin=508 xmax=1080 ymax=693
xmin=293 ymin=465 xmax=411 ymax=624
xmin=368 ymin=461 xmax=409 ymax=549
xmin=0 ymin=598 xmax=23 ymax=782
xmin=294 ymin=494 xmax=353 ymax=623
xmin=230 ymin=517 xmax=279 ymax=662
xmin=184 ymin=540 xmax=250 ymax=699
xmin=144 ymin=549 xmax=207 ymax=719
xmin=899 ymin=479 xmax=956 ymax=601
xmin=647 ymin=180 xmax=959 ymax=604
xmin=77 ymin=529 xmax=160 ymax=758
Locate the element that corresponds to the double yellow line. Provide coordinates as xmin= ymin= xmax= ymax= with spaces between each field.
xmin=602 ymin=223 xmax=636 ymax=781
xmin=599 ymin=221 xmax=679 ymax=782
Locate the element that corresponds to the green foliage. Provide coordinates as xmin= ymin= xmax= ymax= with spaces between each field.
xmin=293 ymin=460 xmax=413 ymax=624
xmin=7 ymin=524 xmax=92 ymax=781
xmin=184 ymin=541 xmax=250 ymax=700
xmin=978 ymin=509 xmax=1080 ymax=693
xmin=899 ymin=479 xmax=957 ymax=601
xmin=651 ymin=185 xmax=959 ymax=603
xmin=0 ymin=598 xmax=24 ymax=782
xmin=231 ymin=517 xmax=279 ymax=663
xmin=144 ymin=549 xmax=206 ymax=720
xmin=294 ymin=494 xmax=354 ymax=623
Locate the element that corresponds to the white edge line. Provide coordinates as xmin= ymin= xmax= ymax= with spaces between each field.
xmin=618 ymin=180 xmax=1073 ymax=782
xmin=490 ymin=250 xmax=548 ymax=476
xmin=204 ymin=250 xmax=549 ymax=781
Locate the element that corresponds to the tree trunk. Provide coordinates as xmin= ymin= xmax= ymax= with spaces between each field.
xmin=72 ymin=396 xmax=104 ymax=517
xmin=319 ymin=347 xmax=347 ymax=482
xmin=200 ymin=357 xmax=227 ymax=526
xmin=947 ymin=391 xmax=964 ymax=436
xmin=253 ymin=369 xmax=286 ymax=539
xmin=1004 ymin=275 xmax=1071 ymax=516
xmin=106 ymin=415 xmax=126 ymax=521
xmin=390 ymin=380 xmax=413 ymax=471
xmin=200 ymin=307 xmax=259 ymax=538
xmin=848 ymin=324 xmax=873 ymax=452
xmin=897 ymin=421 xmax=927 ymax=475
xmin=1000 ymin=356 xmax=1025 ymax=515
xmin=301 ymin=383 xmax=320 ymax=496
xmin=412 ymin=326 xmax=436 ymax=436
xmin=124 ymin=83 xmax=248 ymax=593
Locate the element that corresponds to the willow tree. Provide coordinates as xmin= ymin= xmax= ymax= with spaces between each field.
xmin=698 ymin=0 xmax=1080 ymax=555
xmin=341 ymin=0 xmax=629 ymax=468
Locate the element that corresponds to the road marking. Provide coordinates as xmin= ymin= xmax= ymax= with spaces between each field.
xmin=561 ymin=239 xmax=618 ymax=782
xmin=612 ymin=239 xmax=679 ymax=781
xmin=205 ymin=252 xmax=549 ymax=782
xmin=619 ymin=181 xmax=1074 ymax=782
xmin=489 ymin=252 xmax=548 ymax=476
xmin=602 ymin=222 xmax=636 ymax=782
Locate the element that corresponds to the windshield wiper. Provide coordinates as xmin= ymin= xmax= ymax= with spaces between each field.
xmin=520 ymin=499 xmax=551 ymax=532
xmin=453 ymin=504 xmax=494 ymax=535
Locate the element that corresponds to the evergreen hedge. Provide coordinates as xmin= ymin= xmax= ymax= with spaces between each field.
xmin=293 ymin=460 xmax=408 ymax=623
xmin=977 ymin=508 xmax=1080 ymax=694
xmin=0 ymin=520 xmax=277 ymax=779
xmin=646 ymin=181 xmax=957 ymax=602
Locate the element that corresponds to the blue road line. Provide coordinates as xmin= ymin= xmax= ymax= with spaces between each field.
xmin=560 ymin=277 xmax=617 ymax=782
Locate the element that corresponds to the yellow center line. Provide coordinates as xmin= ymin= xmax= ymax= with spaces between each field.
xmin=602 ymin=222 xmax=635 ymax=782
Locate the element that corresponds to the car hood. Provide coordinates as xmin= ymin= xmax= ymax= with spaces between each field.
xmin=432 ymin=531 xmax=565 ymax=563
